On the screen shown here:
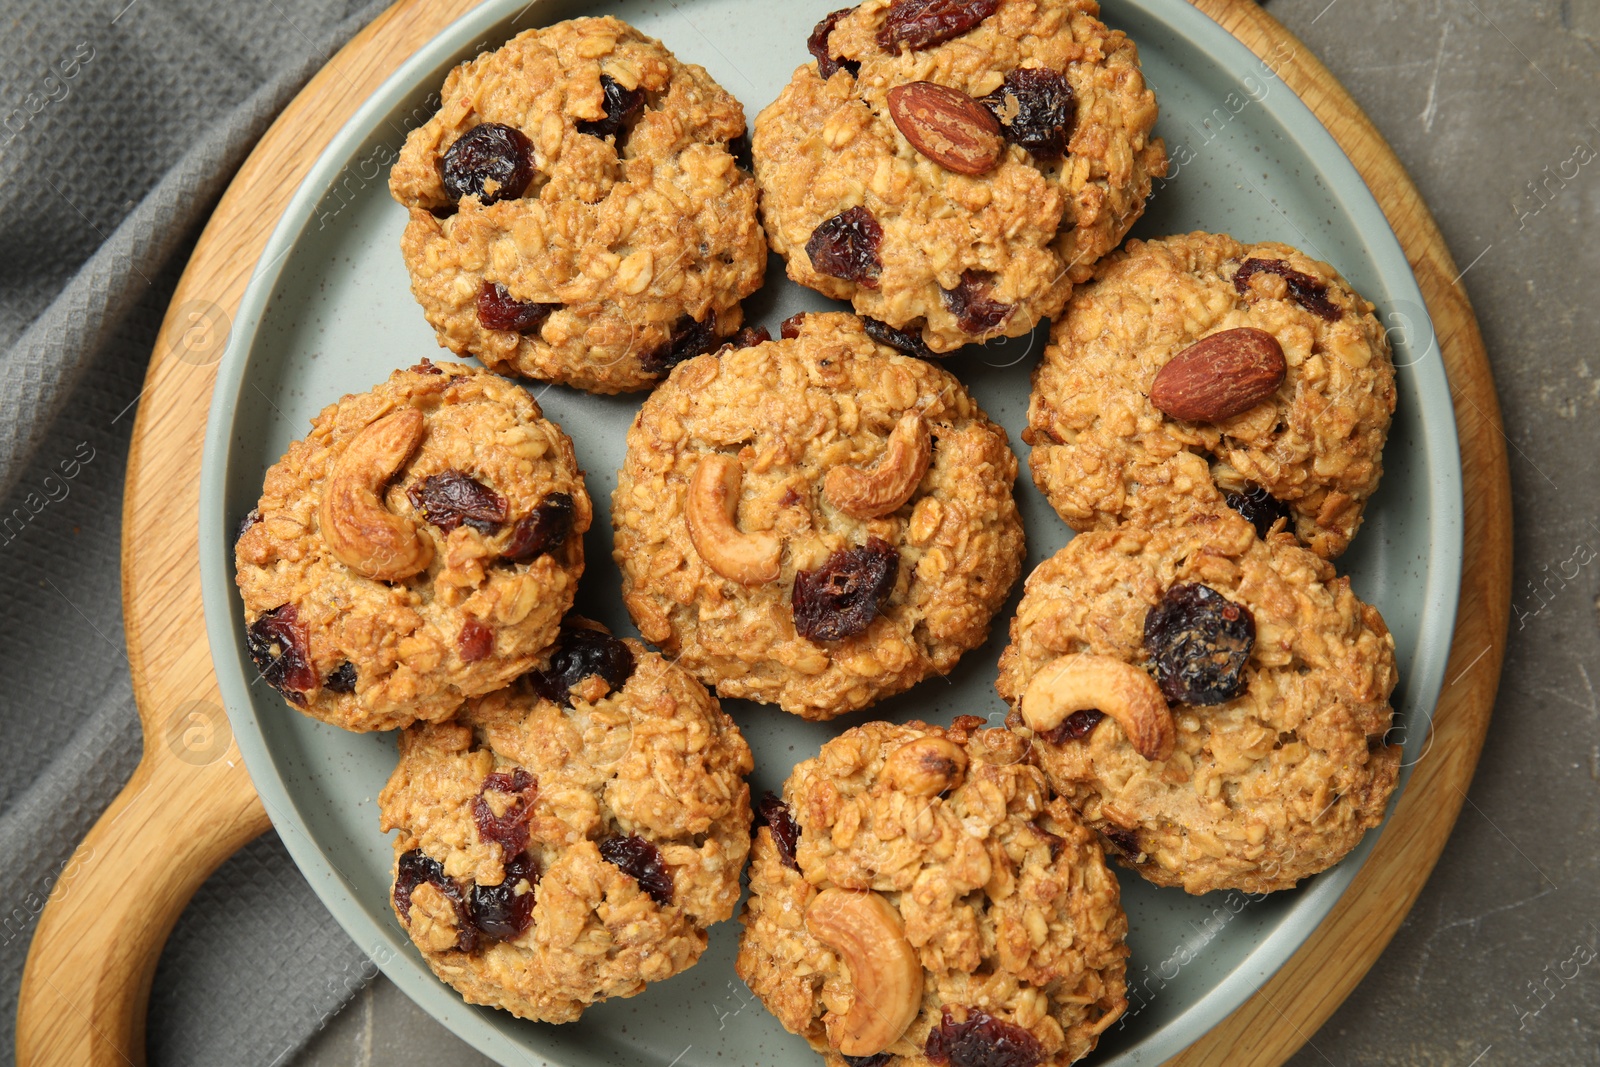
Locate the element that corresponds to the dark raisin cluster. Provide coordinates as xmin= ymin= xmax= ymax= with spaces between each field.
xmin=1233 ymin=258 xmax=1340 ymax=321
xmin=525 ymin=625 xmax=637 ymax=707
xmin=791 ymin=537 xmax=899 ymax=642
xmin=1143 ymin=582 xmax=1256 ymax=705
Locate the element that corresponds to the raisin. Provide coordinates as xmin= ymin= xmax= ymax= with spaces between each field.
xmin=1143 ymin=582 xmax=1256 ymax=705
xmin=1225 ymin=482 xmax=1292 ymax=539
xmin=410 ymin=358 xmax=443 ymax=375
xmin=877 ymin=0 xmax=1000 ymax=51
xmin=236 ymin=508 xmax=262 ymax=542
xmin=472 ymin=768 xmax=538 ymax=855
xmin=792 ymin=536 xmax=898 ymax=642
xmin=476 ymin=281 xmax=558 ymax=333
xmin=809 ymin=7 xmax=862 ymax=79
xmin=324 ymin=661 xmax=357 ymax=693
xmin=576 ymin=73 xmax=646 ymax=143
xmin=722 ymin=325 xmax=771 ymax=351
xmin=526 ymin=625 xmax=637 ymax=706
xmin=394 ymin=849 xmax=477 ymax=952
xmin=1102 ymin=825 xmax=1143 ymax=859
xmin=458 ymin=618 xmax=495 ymax=662
xmin=1040 ymin=708 xmax=1103 ymax=744
xmin=780 ymin=313 xmax=807 ymax=339
xmin=979 ymin=68 xmax=1076 ymax=159
xmin=503 ymin=492 xmax=575 ymax=562
xmin=1233 ymin=258 xmax=1340 ymax=321
xmin=806 ymin=207 xmax=883 ymax=288
xmin=843 ymin=1056 xmax=893 ymax=1067
xmin=640 ymin=313 xmax=721 ymax=375
xmin=755 ymin=792 xmax=801 ymax=871
xmin=940 ymin=271 xmax=1012 ymax=336
xmin=440 ymin=122 xmax=535 ymax=204
xmin=599 ymin=834 xmax=673 ymax=905
xmin=862 ymin=316 xmax=934 ymax=359
xmin=407 ymin=471 xmax=507 ymax=535
xmin=925 ymin=1007 xmax=1044 ymax=1067
xmin=246 ymin=605 xmax=317 ymax=707
xmin=470 ymin=851 xmax=539 ymax=941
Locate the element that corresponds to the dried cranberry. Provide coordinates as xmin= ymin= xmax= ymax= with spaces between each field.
xmin=1041 ymin=708 xmax=1103 ymax=744
xmin=843 ymin=1055 xmax=893 ymax=1067
xmin=940 ymin=271 xmax=1012 ymax=336
xmin=779 ymin=313 xmax=807 ymax=339
xmin=877 ymin=0 xmax=1000 ymax=51
xmin=394 ymin=849 xmax=477 ymax=952
xmin=236 ymin=508 xmax=262 ymax=543
xmin=1102 ymin=825 xmax=1143 ymax=859
xmin=599 ymin=834 xmax=674 ymax=905
xmin=862 ymin=316 xmax=935 ymax=359
xmin=809 ymin=7 xmax=862 ymax=79
xmin=722 ymin=325 xmax=771 ymax=351
xmin=440 ymin=122 xmax=535 ymax=204
xmin=576 ymin=73 xmax=647 ymax=142
xmin=925 ymin=1007 xmax=1044 ymax=1067
xmin=1143 ymin=582 xmax=1255 ymax=705
xmin=979 ymin=68 xmax=1076 ymax=159
xmin=458 ymin=619 xmax=495 ymax=662
xmin=406 ymin=470 xmax=507 ymax=535
xmin=1225 ymin=483 xmax=1292 ymax=539
xmin=1233 ymin=258 xmax=1340 ymax=321
xmin=755 ymin=792 xmax=801 ymax=871
xmin=476 ymin=281 xmax=558 ymax=334
xmin=473 ymin=768 xmax=538 ymax=855
xmin=806 ymin=207 xmax=884 ymax=288
xmin=503 ymin=492 xmax=575 ymax=562
xmin=792 ymin=536 xmax=899 ymax=642
xmin=526 ymin=625 xmax=637 ymax=706
xmin=324 ymin=661 xmax=357 ymax=693
xmin=246 ymin=605 xmax=318 ymax=707
xmin=640 ymin=313 xmax=721 ymax=375
xmin=470 ymin=851 xmax=539 ymax=941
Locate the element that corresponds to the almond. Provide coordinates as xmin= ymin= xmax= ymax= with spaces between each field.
xmin=886 ymin=81 xmax=1002 ymax=176
xmin=1148 ymin=327 xmax=1287 ymax=422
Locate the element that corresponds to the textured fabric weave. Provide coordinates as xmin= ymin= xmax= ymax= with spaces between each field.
xmin=0 ymin=2 xmax=388 ymax=1064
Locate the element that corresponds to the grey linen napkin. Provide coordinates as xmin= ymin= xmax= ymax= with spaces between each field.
xmin=0 ymin=1 xmax=392 ymax=1063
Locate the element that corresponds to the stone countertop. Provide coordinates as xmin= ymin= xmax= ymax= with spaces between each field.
xmin=293 ymin=1 xmax=1600 ymax=1064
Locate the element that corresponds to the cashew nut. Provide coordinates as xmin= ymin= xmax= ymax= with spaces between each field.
xmin=685 ymin=454 xmax=781 ymax=585
xmin=824 ymin=413 xmax=932 ymax=520
xmin=319 ymin=408 xmax=433 ymax=581
xmin=881 ymin=736 xmax=967 ymax=796
xmin=1021 ymin=654 xmax=1175 ymax=762
xmin=805 ymin=888 xmax=924 ymax=1057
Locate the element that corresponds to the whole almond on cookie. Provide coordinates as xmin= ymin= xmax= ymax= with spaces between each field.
xmin=1148 ymin=327 xmax=1287 ymax=422
xmin=887 ymin=81 xmax=1003 ymax=176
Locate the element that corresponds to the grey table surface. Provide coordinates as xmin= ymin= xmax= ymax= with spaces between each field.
xmin=285 ymin=0 xmax=1600 ymax=1065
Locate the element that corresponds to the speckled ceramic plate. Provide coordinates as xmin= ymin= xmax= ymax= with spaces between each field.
xmin=198 ymin=1 xmax=1463 ymax=1063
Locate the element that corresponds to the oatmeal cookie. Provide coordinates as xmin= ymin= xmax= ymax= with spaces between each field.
xmin=234 ymin=361 xmax=590 ymax=731
xmin=389 ymin=17 xmax=766 ymax=393
xmin=611 ymin=311 xmax=1026 ymax=719
xmin=752 ymin=0 xmax=1165 ymax=354
xmin=737 ymin=718 xmax=1128 ymax=1067
xmin=1025 ymin=232 xmax=1396 ymax=559
xmin=378 ymin=621 xmax=753 ymax=1021
xmin=995 ymin=512 xmax=1400 ymax=895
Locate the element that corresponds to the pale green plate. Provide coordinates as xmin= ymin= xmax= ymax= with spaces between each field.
xmin=199 ymin=1 xmax=1463 ymax=1063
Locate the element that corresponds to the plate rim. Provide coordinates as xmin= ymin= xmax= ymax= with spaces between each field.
xmin=197 ymin=1 xmax=1466 ymax=1063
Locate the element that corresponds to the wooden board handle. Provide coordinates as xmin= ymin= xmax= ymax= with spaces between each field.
xmin=15 ymin=731 xmax=269 ymax=1067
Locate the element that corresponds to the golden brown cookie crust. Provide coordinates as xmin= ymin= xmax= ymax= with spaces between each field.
xmin=753 ymin=0 xmax=1165 ymax=353
xmin=234 ymin=362 xmax=590 ymax=731
xmin=995 ymin=513 xmax=1400 ymax=895
xmin=1025 ymin=232 xmax=1396 ymax=559
xmin=736 ymin=718 xmax=1128 ymax=1067
xmin=378 ymin=624 xmax=753 ymax=1022
xmin=611 ymin=312 xmax=1026 ymax=720
xmin=390 ymin=17 xmax=766 ymax=393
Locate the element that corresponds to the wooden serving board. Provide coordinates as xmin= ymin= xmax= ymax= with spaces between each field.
xmin=15 ymin=1 xmax=1511 ymax=1064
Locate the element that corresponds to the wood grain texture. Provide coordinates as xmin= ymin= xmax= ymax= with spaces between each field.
xmin=14 ymin=1 xmax=1510 ymax=1066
